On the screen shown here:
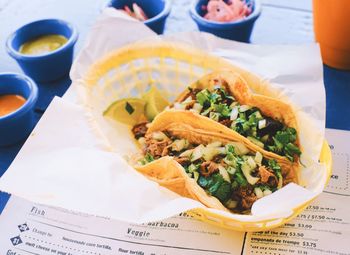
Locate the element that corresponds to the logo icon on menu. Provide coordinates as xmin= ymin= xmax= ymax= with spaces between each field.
xmin=18 ymin=223 xmax=29 ymax=232
xmin=10 ymin=236 xmax=23 ymax=246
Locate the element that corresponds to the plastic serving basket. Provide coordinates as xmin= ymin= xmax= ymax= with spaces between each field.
xmin=80 ymin=41 xmax=332 ymax=232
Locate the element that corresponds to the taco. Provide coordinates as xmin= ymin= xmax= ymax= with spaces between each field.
xmin=133 ymin=111 xmax=296 ymax=213
xmin=171 ymin=70 xmax=301 ymax=164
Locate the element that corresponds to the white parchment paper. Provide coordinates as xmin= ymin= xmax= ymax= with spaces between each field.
xmin=0 ymin=9 xmax=327 ymax=223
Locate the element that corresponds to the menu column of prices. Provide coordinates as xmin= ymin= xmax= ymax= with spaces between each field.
xmin=244 ymin=129 xmax=350 ymax=255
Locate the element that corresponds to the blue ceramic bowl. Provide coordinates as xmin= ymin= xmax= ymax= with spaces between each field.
xmin=190 ymin=0 xmax=261 ymax=42
xmin=0 ymin=73 xmax=38 ymax=147
xmin=6 ymin=19 xmax=78 ymax=83
xmin=106 ymin=0 xmax=171 ymax=34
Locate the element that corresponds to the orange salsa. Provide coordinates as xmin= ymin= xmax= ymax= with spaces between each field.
xmin=0 ymin=95 xmax=26 ymax=117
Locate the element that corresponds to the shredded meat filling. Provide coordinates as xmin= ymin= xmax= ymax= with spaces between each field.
xmin=235 ymin=186 xmax=258 ymax=210
xmin=200 ymin=161 xmax=219 ymax=177
xmin=145 ymin=137 xmax=171 ymax=158
xmin=258 ymin=166 xmax=277 ymax=187
xmin=185 ymin=100 xmax=196 ymax=110
xmin=132 ymin=122 xmax=148 ymax=139
xmin=185 ymin=88 xmax=202 ymax=100
xmin=174 ymin=157 xmax=191 ymax=166
xmin=219 ymin=119 xmax=232 ymax=127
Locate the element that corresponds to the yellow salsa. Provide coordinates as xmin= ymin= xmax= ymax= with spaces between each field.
xmin=19 ymin=34 xmax=68 ymax=55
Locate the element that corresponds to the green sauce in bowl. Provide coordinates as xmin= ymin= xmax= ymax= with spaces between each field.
xmin=19 ymin=34 xmax=68 ymax=55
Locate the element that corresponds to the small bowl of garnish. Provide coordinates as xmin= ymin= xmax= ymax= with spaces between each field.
xmin=0 ymin=73 xmax=38 ymax=147
xmin=106 ymin=0 xmax=171 ymax=34
xmin=190 ymin=0 xmax=261 ymax=42
xmin=6 ymin=19 xmax=78 ymax=82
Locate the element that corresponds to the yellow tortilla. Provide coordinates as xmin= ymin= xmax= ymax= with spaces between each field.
xmin=135 ymin=156 xmax=229 ymax=212
xmin=174 ymin=70 xmax=301 ymax=165
xmin=135 ymin=115 xmax=297 ymax=212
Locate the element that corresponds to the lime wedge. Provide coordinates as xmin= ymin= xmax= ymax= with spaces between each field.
xmin=142 ymin=85 xmax=169 ymax=121
xmin=103 ymin=98 xmax=146 ymax=125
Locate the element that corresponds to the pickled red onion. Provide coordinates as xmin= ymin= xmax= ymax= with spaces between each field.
xmin=121 ymin=3 xmax=148 ymax=21
xmin=204 ymin=0 xmax=252 ymax=22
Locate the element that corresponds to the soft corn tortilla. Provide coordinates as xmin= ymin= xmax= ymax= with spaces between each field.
xmin=135 ymin=156 xmax=229 ymax=212
xmin=135 ymin=114 xmax=296 ymax=213
xmin=174 ymin=70 xmax=300 ymax=165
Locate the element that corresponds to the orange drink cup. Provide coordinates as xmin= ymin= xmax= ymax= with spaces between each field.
xmin=313 ymin=0 xmax=350 ymax=70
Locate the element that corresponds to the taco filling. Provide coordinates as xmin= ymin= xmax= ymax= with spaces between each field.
xmin=135 ymin=129 xmax=286 ymax=212
xmin=172 ymin=85 xmax=301 ymax=162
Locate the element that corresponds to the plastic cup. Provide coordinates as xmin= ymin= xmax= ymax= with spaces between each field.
xmin=6 ymin=19 xmax=78 ymax=82
xmin=190 ymin=0 xmax=261 ymax=42
xmin=0 ymin=73 xmax=38 ymax=147
xmin=106 ymin=0 xmax=172 ymax=34
xmin=313 ymin=0 xmax=350 ymax=70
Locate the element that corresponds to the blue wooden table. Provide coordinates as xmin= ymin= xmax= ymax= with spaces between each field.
xmin=0 ymin=0 xmax=350 ymax=210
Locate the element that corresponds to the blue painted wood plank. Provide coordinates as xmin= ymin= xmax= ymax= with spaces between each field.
xmin=262 ymin=0 xmax=312 ymax=12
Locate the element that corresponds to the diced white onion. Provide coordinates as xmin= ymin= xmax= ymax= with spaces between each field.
xmin=230 ymin=102 xmax=238 ymax=108
xmin=138 ymin=137 xmax=146 ymax=147
xmin=174 ymin=102 xmax=186 ymax=110
xmin=191 ymin=145 xmax=204 ymax=161
xmin=230 ymin=107 xmax=239 ymax=120
xmin=216 ymin=147 xmax=226 ymax=154
xmin=254 ymin=151 xmax=263 ymax=165
xmin=179 ymin=149 xmax=194 ymax=158
xmin=209 ymin=112 xmax=220 ymax=121
xmin=194 ymin=172 xmax=199 ymax=182
xmin=187 ymin=164 xmax=197 ymax=173
xmin=171 ymin=139 xmax=189 ymax=151
xmin=247 ymin=157 xmax=257 ymax=169
xmin=218 ymin=165 xmax=231 ymax=183
xmin=254 ymin=187 xmax=264 ymax=199
xmin=239 ymin=105 xmax=252 ymax=112
xmin=258 ymin=119 xmax=266 ymax=129
xmin=202 ymin=147 xmax=218 ymax=161
xmin=192 ymin=103 xmax=203 ymax=113
xmin=225 ymin=199 xmax=238 ymax=209
xmin=230 ymin=120 xmax=237 ymax=129
xmin=242 ymin=163 xmax=260 ymax=185
xmin=229 ymin=142 xmax=249 ymax=155
xmin=226 ymin=166 xmax=236 ymax=175
xmin=263 ymin=189 xmax=272 ymax=196
xmin=255 ymin=111 xmax=263 ymax=119
xmin=152 ymin=131 xmax=168 ymax=141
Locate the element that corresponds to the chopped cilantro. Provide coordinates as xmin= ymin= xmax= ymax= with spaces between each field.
xmin=268 ymin=159 xmax=281 ymax=175
xmin=196 ymin=89 xmax=210 ymax=106
xmin=198 ymin=174 xmax=232 ymax=203
xmin=140 ymin=153 xmax=154 ymax=165
xmin=214 ymin=181 xmax=231 ymax=202
xmin=214 ymin=103 xmax=231 ymax=117
xmin=234 ymin=171 xmax=248 ymax=186
xmin=269 ymin=127 xmax=300 ymax=161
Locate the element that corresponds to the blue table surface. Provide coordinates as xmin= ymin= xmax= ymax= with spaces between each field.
xmin=0 ymin=0 xmax=350 ymax=211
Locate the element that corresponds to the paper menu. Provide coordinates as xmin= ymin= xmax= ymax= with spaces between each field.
xmin=0 ymin=128 xmax=349 ymax=255
xmin=323 ymin=129 xmax=350 ymax=196
xmin=244 ymin=128 xmax=350 ymax=255
xmin=0 ymin=196 xmax=245 ymax=255
xmin=244 ymin=192 xmax=350 ymax=255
